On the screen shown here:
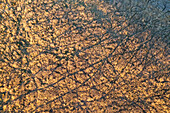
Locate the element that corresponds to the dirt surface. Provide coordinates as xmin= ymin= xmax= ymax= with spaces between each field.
xmin=0 ymin=0 xmax=169 ymax=112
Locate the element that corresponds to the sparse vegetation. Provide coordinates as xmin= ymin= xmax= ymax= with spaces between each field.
xmin=0 ymin=0 xmax=169 ymax=112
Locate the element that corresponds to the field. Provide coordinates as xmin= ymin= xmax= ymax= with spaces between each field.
xmin=0 ymin=0 xmax=169 ymax=112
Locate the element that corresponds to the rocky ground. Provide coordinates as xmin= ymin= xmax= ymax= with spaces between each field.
xmin=0 ymin=0 xmax=169 ymax=112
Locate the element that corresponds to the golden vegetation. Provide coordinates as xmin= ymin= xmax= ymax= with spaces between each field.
xmin=0 ymin=0 xmax=169 ymax=112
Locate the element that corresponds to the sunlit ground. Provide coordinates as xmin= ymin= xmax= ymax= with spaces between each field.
xmin=0 ymin=0 xmax=169 ymax=112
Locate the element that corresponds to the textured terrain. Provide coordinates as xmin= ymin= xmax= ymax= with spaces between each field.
xmin=0 ymin=0 xmax=169 ymax=112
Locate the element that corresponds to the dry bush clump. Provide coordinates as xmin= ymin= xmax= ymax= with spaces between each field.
xmin=0 ymin=0 xmax=169 ymax=112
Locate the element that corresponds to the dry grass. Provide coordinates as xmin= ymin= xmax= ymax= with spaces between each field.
xmin=0 ymin=0 xmax=169 ymax=112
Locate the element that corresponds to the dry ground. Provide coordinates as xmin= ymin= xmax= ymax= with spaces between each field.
xmin=0 ymin=0 xmax=169 ymax=112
